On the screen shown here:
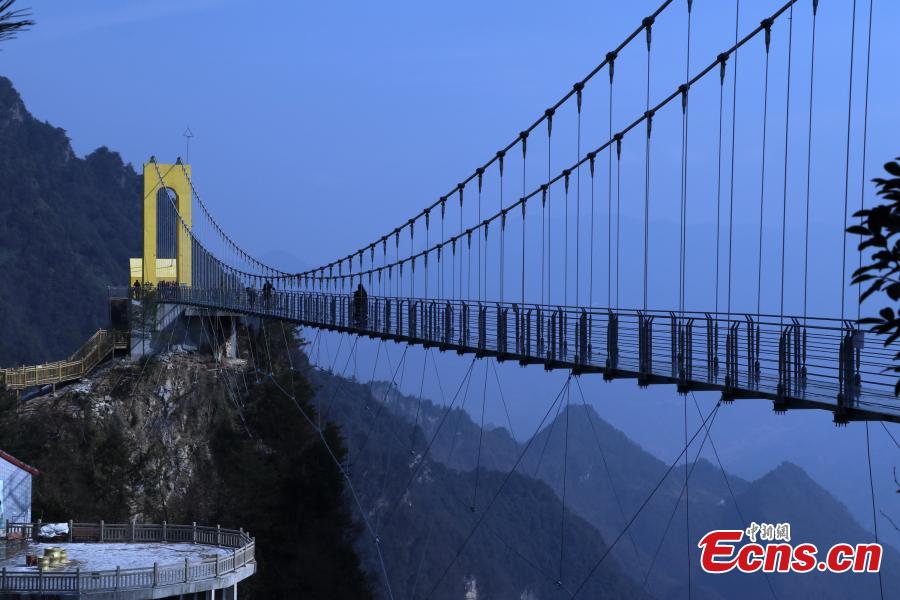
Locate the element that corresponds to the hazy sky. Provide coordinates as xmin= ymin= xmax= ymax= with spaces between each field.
xmin=5 ymin=0 xmax=899 ymax=549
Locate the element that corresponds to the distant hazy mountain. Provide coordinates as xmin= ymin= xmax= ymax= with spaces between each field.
xmin=312 ymin=366 xmax=646 ymax=599
xmin=0 ymin=76 xmax=140 ymax=365
xmin=359 ymin=379 xmax=899 ymax=599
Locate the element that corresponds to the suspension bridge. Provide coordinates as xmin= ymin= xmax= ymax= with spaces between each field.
xmin=127 ymin=0 xmax=895 ymax=426
xmin=2 ymin=1 xmax=896 ymax=597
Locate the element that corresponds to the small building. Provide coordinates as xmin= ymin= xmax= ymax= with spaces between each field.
xmin=0 ymin=449 xmax=38 ymax=527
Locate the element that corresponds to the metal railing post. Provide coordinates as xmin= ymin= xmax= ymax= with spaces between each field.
xmin=100 ymin=520 xmax=105 ymax=542
xmin=185 ymin=558 xmax=190 ymax=582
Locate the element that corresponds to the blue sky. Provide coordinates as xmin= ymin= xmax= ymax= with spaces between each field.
xmin=4 ymin=0 xmax=900 ymax=549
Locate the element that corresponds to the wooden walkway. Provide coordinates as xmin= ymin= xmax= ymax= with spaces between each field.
xmin=0 ymin=329 xmax=129 ymax=390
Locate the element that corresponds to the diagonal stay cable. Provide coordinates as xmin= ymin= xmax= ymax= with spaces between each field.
xmin=359 ymin=344 xmax=409 ymax=454
xmin=689 ymin=391 xmax=778 ymax=600
xmin=880 ymin=421 xmax=900 ymax=451
xmin=266 ymin=372 xmax=395 ymax=600
xmin=336 ymin=354 xmax=571 ymax=596
xmin=380 ymin=357 xmax=478 ymax=529
xmin=533 ymin=390 xmax=567 ymax=478
xmin=642 ymin=397 xmax=722 ymax=591
xmin=425 ymin=375 xmax=573 ymax=598
xmin=346 ymin=354 xmax=570 ymax=593
xmin=491 ymin=359 xmax=518 ymax=441
xmin=866 ymin=421 xmax=886 ymax=600
xmin=572 ymin=377 xmax=640 ymax=563
xmin=570 ymin=400 xmax=721 ymax=598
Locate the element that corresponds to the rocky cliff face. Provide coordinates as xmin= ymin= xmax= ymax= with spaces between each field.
xmin=6 ymin=351 xmax=235 ymax=521
xmin=0 ymin=322 xmax=373 ymax=599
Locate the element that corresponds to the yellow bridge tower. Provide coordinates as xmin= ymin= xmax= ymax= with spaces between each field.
xmin=130 ymin=158 xmax=192 ymax=286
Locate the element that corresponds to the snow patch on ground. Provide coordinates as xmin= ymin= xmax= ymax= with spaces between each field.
xmin=0 ymin=542 xmax=230 ymax=573
xmin=71 ymin=380 xmax=92 ymax=394
xmin=464 ymin=576 xmax=479 ymax=599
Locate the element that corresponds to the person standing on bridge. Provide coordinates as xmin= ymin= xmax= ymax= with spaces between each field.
xmin=353 ymin=282 xmax=368 ymax=329
xmin=262 ymin=280 xmax=273 ymax=311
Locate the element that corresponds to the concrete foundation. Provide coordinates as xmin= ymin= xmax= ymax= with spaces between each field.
xmin=130 ymin=303 xmax=240 ymax=361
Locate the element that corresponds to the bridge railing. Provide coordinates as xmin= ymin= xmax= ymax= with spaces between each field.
xmin=155 ymin=286 xmax=898 ymax=421
xmin=0 ymin=329 xmax=130 ymax=391
xmin=0 ymin=521 xmax=254 ymax=594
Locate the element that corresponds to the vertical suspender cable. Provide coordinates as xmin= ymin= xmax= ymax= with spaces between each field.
xmin=499 ymin=152 xmax=506 ymax=304
xmin=608 ymin=54 xmax=615 ymax=310
xmin=522 ymin=132 xmax=528 ymax=308
xmin=857 ymin=0 xmax=873 ymax=321
xmin=459 ymin=185 xmax=465 ymax=303
xmin=565 ymin=168 xmax=570 ymax=308
xmin=757 ymin=19 xmax=772 ymax=320
xmin=616 ymin=135 xmax=622 ymax=311
xmin=643 ymin=17 xmax=654 ymax=313
xmin=547 ymin=110 xmax=554 ymax=307
xmin=478 ymin=169 xmax=483 ymax=304
xmin=576 ymin=84 xmax=583 ymax=307
xmin=727 ymin=0 xmax=741 ymax=321
xmin=590 ymin=152 xmax=596 ymax=309
xmin=779 ymin=5 xmax=794 ymax=323
xmin=840 ymin=0 xmax=858 ymax=322
xmin=803 ymin=0 xmax=819 ymax=324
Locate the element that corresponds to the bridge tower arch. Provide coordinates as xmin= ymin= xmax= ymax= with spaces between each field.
xmin=140 ymin=158 xmax=192 ymax=286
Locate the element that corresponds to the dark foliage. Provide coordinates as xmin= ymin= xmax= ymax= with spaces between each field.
xmin=0 ymin=325 xmax=373 ymax=600
xmin=196 ymin=324 xmax=372 ymax=599
xmin=0 ymin=77 xmax=141 ymax=365
xmin=0 ymin=393 xmax=134 ymax=521
xmin=849 ymin=158 xmax=900 ymax=395
xmin=0 ymin=0 xmax=33 ymax=44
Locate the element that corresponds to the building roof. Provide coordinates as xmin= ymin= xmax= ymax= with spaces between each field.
xmin=0 ymin=449 xmax=39 ymax=476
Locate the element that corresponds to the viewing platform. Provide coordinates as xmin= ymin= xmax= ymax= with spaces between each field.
xmin=0 ymin=522 xmax=255 ymax=599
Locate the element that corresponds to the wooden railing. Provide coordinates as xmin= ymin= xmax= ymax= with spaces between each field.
xmin=0 ymin=329 xmax=129 ymax=390
xmin=0 ymin=521 xmax=255 ymax=594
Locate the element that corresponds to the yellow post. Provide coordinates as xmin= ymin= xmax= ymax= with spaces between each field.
xmin=142 ymin=159 xmax=192 ymax=286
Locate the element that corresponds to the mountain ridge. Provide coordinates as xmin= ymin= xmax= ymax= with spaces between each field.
xmin=0 ymin=75 xmax=140 ymax=365
xmin=363 ymin=376 xmax=899 ymax=599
